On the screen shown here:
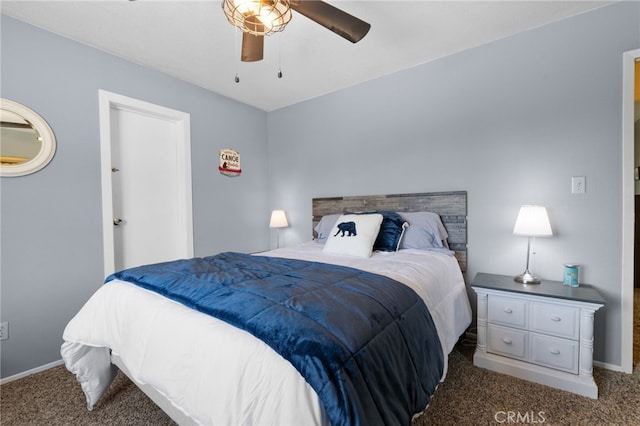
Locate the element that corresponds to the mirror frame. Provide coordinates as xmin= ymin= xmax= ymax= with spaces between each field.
xmin=1 ymin=98 xmax=56 ymax=177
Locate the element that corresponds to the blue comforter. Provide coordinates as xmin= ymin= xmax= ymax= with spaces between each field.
xmin=106 ymin=252 xmax=443 ymax=426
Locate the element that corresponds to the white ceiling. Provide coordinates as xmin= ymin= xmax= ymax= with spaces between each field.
xmin=1 ymin=1 xmax=613 ymax=111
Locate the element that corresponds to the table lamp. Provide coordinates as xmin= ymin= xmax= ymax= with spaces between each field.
xmin=269 ymin=209 xmax=288 ymax=248
xmin=513 ymin=205 xmax=553 ymax=284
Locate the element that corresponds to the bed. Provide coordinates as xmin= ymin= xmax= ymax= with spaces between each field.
xmin=61 ymin=191 xmax=471 ymax=425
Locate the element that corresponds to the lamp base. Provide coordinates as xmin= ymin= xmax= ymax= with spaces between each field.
xmin=514 ymin=271 xmax=541 ymax=284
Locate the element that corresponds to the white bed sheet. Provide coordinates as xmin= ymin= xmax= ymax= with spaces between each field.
xmin=61 ymin=242 xmax=471 ymax=426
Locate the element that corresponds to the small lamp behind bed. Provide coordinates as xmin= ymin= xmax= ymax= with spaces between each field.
xmin=513 ymin=205 xmax=553 ymax=284
xmin=270 ymin=210 xmax=289 ymax=248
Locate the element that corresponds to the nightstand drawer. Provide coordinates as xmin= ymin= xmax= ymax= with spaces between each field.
xmin=487 ymin=324 xmax=528 ymax=360
xmin=488 ymin=295 xmax=528 ymax=329
xmin=530 ymin=302 xmax=579 ymax=340
xmin=529 ymin=333 xmax=579 ymax=374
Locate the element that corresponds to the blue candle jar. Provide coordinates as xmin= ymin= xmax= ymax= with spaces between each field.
xmin=563 ymin=264 xmax=579 ymax=287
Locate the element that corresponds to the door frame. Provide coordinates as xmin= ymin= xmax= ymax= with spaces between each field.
xmin=98 ymin=90 xmax=193 ymax=278
xmin=621 ymin=48 xmax=639 ymax=374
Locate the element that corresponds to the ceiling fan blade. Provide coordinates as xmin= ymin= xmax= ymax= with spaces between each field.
xmin=241 ymin=32 xmax=264 ymax=62
xmin=290 ymin=0 xmax=370 ymax=43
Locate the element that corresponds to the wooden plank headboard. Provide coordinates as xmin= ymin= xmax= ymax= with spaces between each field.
xmin=312 ymin=191 xmax=467 ymax=272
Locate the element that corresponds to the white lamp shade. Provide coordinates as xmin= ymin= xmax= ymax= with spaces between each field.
xmin=513 ymin=205 xmax=553 ymax=237
xmin=269 ymin=210 xmax=288 ymax=228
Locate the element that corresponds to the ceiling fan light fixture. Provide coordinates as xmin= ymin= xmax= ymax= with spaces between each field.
xmin=223 ymin=0 xmax=292 ymax=36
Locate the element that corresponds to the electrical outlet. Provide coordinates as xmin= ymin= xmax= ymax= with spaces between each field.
xmin=571 ymin=176 xmax=586 ymax=194
xmin=0 ymin=322 xmax=8 ymax=341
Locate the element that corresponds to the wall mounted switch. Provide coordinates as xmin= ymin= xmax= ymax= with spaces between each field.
xmin=0 ymin=322 xmax=8 ymax=341
xmin=572 ymin=176 xmax=586 ymax=194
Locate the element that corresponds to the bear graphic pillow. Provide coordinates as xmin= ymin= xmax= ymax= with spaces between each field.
xmin=323 ymin=213 xmax=383 ymax=258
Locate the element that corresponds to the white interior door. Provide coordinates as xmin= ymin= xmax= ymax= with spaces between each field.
xmin=99 ymin=90 xmax=193 ymax=276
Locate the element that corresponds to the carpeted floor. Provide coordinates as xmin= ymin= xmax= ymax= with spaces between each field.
xmin=416 ymin=344 xmax=640 ymax=425
xmin=2 ymin=290 xmax=639 ymax=425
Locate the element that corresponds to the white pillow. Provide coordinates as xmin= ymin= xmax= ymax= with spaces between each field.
xmin=323 ymin=213 xmax=383 ymax=258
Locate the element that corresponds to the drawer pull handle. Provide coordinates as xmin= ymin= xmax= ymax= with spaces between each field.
xmin=550 ymin=315 xmax=562 ymax=322
xmin=502 ymin=338 xmax=513 ymax=345
xmin=503 ymin=307 xmax=513 ymax=314
xmin=550 ymin=348 xmax=561 ymax=355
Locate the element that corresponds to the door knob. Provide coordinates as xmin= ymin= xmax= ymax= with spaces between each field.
xmin=113 ymin=218 xmax=123 ymax=226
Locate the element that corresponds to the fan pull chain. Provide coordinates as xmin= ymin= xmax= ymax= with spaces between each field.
xmin=277 ymin=33 xmax=283 ymax=79
xmin=234 ymin=27 xmax=240 ymax=83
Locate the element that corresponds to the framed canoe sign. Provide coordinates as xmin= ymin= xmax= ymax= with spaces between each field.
xmin=219 ymin=148 xmax=241 ymax=177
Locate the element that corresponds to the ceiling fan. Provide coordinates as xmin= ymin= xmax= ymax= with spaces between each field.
xmin=222 ymin=0 xmax=371 ymax=62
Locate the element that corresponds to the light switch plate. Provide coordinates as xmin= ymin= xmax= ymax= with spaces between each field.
xmin=572 ymin=176 xmax=586 ymax=194
xmin=0 ymin=322 xmax=8 ymax=341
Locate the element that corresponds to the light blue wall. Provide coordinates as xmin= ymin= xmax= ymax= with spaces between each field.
xmin=267 ymin=2 xmax=640 ymax=366
xmin=0 ymin=16 xmax=269 ymax=378
xmin=2 ymin=2 xmax=638 ymax=378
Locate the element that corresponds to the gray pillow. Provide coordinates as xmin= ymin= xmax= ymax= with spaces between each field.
xmin=314 ymin=214 xmax=341 ymax=242
xmin=398 ymin=212 xmax=449 ymax=250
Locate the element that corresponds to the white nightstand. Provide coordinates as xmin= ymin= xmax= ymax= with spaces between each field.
xmin=471 ymin=272 xmax=605 ymax=399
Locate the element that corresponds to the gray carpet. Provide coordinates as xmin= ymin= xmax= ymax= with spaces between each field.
xmin=2 ymin=344 xmax=639 ymax=426
xmin=416 ymin=344 xmax=640 ymax=425
xmin=2 ymin=290 xmax=639 ymax=425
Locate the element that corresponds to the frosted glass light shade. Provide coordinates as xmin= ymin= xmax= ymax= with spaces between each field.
xmin=513 ymin=205 xmax=553 ymax=237
xmin=269 ymin=210 xmax=288 ymax=228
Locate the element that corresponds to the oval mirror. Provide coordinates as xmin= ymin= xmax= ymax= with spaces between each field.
xmin=1 ymin=98 xmax=56 ymax=177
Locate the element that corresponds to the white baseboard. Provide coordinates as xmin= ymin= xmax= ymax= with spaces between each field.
xmin=1 ymin=359 xmax=64 ymax=385
xmin=593 ymin=359 xmax=625 ymax=372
